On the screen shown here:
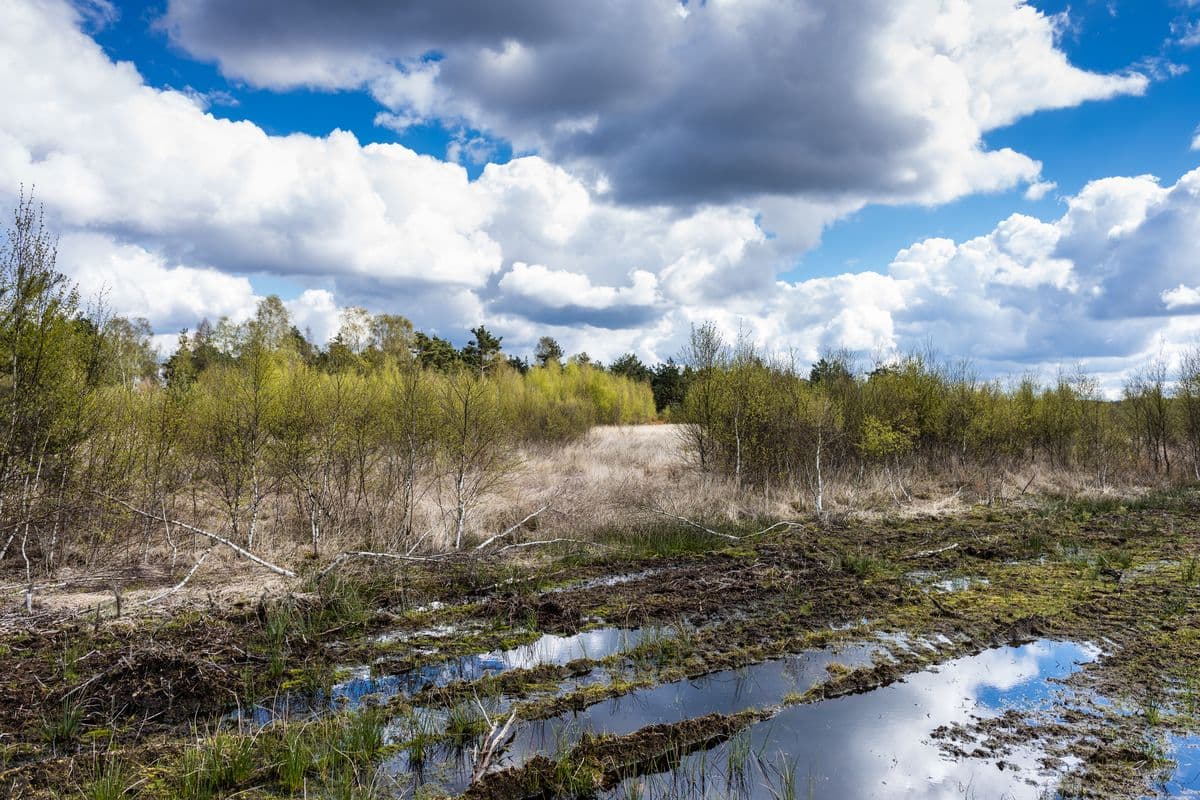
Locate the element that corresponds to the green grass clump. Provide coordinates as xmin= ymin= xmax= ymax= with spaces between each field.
xmin=80 ymin=758 xmax=131 ymax=800
xmin=270 ymin=726 xmax=311 ymax=792
xmin=175 ymin=707 xmax=388 ymax=799
xmin=444 ymin=701 xmax=489 ymax=743
xmin=40 ymin=699 xmax=84 ymax=747
xmin=838 ymin=551 xmax=891 ymax=579
xmin=177 ymin=732 xmax=257 ymax=800
xmin=598 ymin=522 xmax=725 ymax=558
xmin=1182 ymin=556 xmax=1199 ymax=585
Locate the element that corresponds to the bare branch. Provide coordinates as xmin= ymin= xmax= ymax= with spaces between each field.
xmin=141 ymin=545 xmax=215 ymax=606
xmin=95 ymin=493 xmax=296 ymax=578
xmin=314 ymin=549 xmax=450 ymax=581
xmin=471 ymin=710 xmax=517 ymax=784
xmin=474 ymin=504 xmax=552 ymax=550
xmin=745 ymin=521 xmax=804 ymax=538
xmin=643 ymin=506 xmax=740 ymax=541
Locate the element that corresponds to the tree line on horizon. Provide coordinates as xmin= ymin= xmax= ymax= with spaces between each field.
xmin=3 ymin=191 xmax=1200 ymax=583
xmin=673 ymin=323 xmax=1200 ymax=509
xmin=0 ymin=194 xmax=657 ymax=580
xmin=159 ymin=304 xmax=692 ymax=414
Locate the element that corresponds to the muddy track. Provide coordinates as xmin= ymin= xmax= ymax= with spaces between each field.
xmin=3 ymin=491 xmax=1200 ymax=797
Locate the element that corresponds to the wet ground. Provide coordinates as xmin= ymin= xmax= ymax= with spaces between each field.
xmin=4 ymin=490 xmax=1200 ymax=798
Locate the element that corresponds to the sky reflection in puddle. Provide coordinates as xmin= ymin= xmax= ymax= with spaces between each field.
xmin=1154 ymin=734 xmax=1200 ymax=798
xmin=234 ymin=625 xmax=650 ymax=726
xmin=501 ymin=641 xmax=885 ymax=769
xmin=604 ymin=639 xmax=1100 ymax=800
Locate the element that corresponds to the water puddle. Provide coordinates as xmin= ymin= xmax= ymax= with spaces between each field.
xmin=604 ymin=639 xmax=1099 ymax=799
xmin=375 ymin=640 xmax=886 ymax=795
xmin=503 ymin=641 xmax=884 ymax=763
xmin=374 ymin=623 xmax=472 ymax=645
xmin=1120 ymin=559 xmax=1180 ymax=583
xmin=547 ymin=568 xmax=666 ymax=594
xmin=1155 ymin=734 xmax=1200 ymax=797
xmin=234 ymin=626 xmax=651 ymax=726
xmin=906 ymin=570 xmax=989 ymax=593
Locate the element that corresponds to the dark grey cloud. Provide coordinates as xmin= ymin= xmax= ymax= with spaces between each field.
xmin=160 ymin=0 xmax=579 ymax=62
xmin=161 ymin=0 xmax=1142 ymax=207
xmin=489 ymin=296 xmax=663 ymax=330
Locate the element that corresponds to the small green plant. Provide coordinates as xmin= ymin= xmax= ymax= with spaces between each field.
xmin=550 ymin=748 xmax=598 ymax=796
xmin=80 ymin=758 xmax=130 ymax=800
xmin=1182 ymin=556 xmax=1199 ymax=585
xmin=1021 ymin=529 xmax=1050 ymax=558
xmin=838 ymin=551 xmax=889 ymax=579
xmin=444 ymin=701 xmax=488 ymax=744
xmin=1089 ymin=548 xmax=1134 ymax=579
xmin=1142 ymin=695 xmax=1163 ymax=727
xmin=400 ymin=710 xmax=438 ymax=766
xmin=61 ymin=642 xmax=87 ymax=684
xmin=41 ymin=699 xmax=84 ymax=746
xmin=263 ymin=603 xmax=294 ymax=647
xmin=177 ymin=732 xmax=257 ymax=800
xmin=726 ymin=730 xmax=752 ymax=788
xmin=271 ymin=726 xmax=311 ymax=792
xmin=335 ymin=707 xmax=386 ymax=761
xmin=320 ymin=765 xmax=380 ymax=800
xmin=759 ymin=751 xmax=802 ymax=800
xmin=1184 ymin=673 xmax=1200 ymax=716
xmin=1164 ymin=595 xmax=1189 ymax=617
xmin=1109 ymin=549 xmax=1134 ymax=570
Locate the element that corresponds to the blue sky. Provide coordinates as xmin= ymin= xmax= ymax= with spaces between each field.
xmin=800 ymin=0 xmax=1200 ymax=279
xmin=2 ymin=0 xmax=1199 ymax=385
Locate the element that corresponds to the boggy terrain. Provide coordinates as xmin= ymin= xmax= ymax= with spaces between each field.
xmin=3 ymin=490 xmax=1200 ymax=799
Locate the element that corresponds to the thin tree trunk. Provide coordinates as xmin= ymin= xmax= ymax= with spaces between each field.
xmin=814 ymin=432 xmax=824 ymax=514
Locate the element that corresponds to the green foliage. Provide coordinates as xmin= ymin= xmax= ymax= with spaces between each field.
xmin=0 ymin=192 xmax=656 ymax=568
xmin=610 ymin=352 xmax=652 ymax=384
xmin=173 ymin=709 xmax=387 ymax=799
xmin=838 ymin=551 xmax=892 ymax=579
xmin=508 ymin=361 xmax=656 ymax=441
xmin=461 ymin=324 xmax=504 ymax=375
xmin=675 ymin=322 xmax=1200 ymax=490
xmin=413 ymin=331 xmax=461 ymax=371
xmin=650 ymin=359 xmax=688 ymax=414
xmin=444 ymin=701 xmax=489 ymax=743
xmin=857 ymin=416 xmax=914 ymax=462
xmin=534 ymin=335 xmax=564 ymax=367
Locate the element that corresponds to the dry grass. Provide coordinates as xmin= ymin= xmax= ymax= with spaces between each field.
xmin=497 ymin=424 xmax=1170 ymax=530
xmin=1 ymin=424 xmax=1177 ymax=617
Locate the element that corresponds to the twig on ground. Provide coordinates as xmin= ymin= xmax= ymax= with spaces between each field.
xmin=318 ymin=536 xmax=601 ymax=580
xmin=471 ymin=705 xmax=517 ymax=783
xmin=495 ymin=537 xmax=604 ymax=554
xmin=903 ymin=542 xmax=960 ymax=560
xmin=745 ymin=521 xmax=804 ymax=539
xmin=314 ymin=549 xmax=451 ymax=581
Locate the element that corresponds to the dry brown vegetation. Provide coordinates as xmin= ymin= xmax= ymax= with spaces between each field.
xmin=2 ymin=421 xmax=1182 ymax=621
